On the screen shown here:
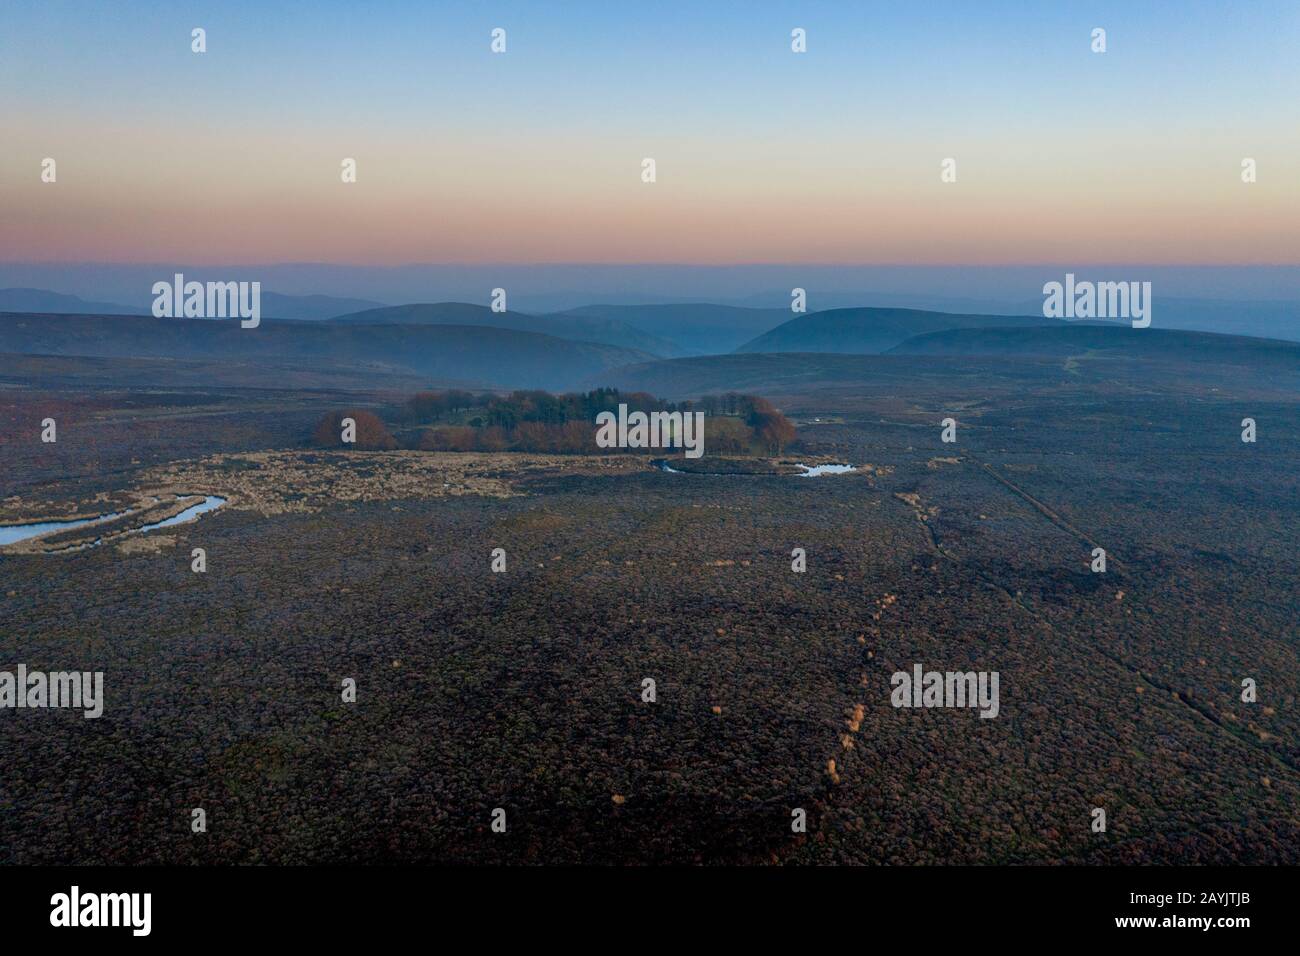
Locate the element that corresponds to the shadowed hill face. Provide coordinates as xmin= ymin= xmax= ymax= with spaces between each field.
xmin=0 ymin=312 xmax=654 ymax=391
xmin=735 ymin=307 xmax=1059 ymax=355
xmin=888 ymin=323 xmax=1300 ymax=369
xmin=330 ymin=302 xmax=686 ymax=357
xmin=551 ymin=303 xmax=790 ymax=355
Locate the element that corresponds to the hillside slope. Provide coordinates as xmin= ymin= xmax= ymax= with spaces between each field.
xmin=331 ymin=302 xmax=685 ymax=357
xmin=259 ymin=292 xmax=388 ymax=320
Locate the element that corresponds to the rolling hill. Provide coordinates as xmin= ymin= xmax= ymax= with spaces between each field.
xmin=887 ymin=322 xmax=1300 ymax=368
xmin=735 ymin=307 xmax=1058 ymax=354
xmin=330 ymin=302 xmax=685 ymax=357
xmin=0 ymin=312 xmax=653 ymax=390
xmin=598 ymin=323 xmax=1300 ymax=398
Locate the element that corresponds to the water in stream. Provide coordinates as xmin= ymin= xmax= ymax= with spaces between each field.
xmin=0 ymin=495 xmax=227 ymax=548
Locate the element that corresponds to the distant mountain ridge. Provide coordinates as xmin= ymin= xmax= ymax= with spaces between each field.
xmin=5 ymin=300 xmax=1296 ymax=394
xmin=0 ymin=288 xmax=144 ymax=315
xmin=0 ymin=287 xmax=385 ymax=321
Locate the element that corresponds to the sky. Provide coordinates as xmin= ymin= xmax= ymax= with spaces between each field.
xmin=2 ymin=0 xmax=1298 ymax=271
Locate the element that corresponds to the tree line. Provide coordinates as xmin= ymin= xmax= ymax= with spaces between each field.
xmin=311 ymin=388 xmax=797 ymax=456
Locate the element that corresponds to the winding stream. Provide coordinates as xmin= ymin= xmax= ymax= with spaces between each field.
xmin=0 ymin=510 xmax=132 ymax=546
xmin=0 ymin=495 xmax=227 ymax=548
xmin=132 ymin=496 xmax=227 ymax=533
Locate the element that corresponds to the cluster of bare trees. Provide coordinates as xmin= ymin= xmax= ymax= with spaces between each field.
xmin=745 ymin=395 xmax=798 ymax=455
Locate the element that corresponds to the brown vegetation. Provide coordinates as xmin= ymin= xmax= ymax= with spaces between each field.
xmin=395 ymin=388 xmax=798 ymax=456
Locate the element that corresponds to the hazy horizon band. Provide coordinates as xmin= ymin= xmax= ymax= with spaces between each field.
xmin=2 ymin=0 xmax=1297 ymax=266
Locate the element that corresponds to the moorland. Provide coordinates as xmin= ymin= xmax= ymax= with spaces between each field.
xmin=0 ymin=302 xmax=1297 ymax=864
